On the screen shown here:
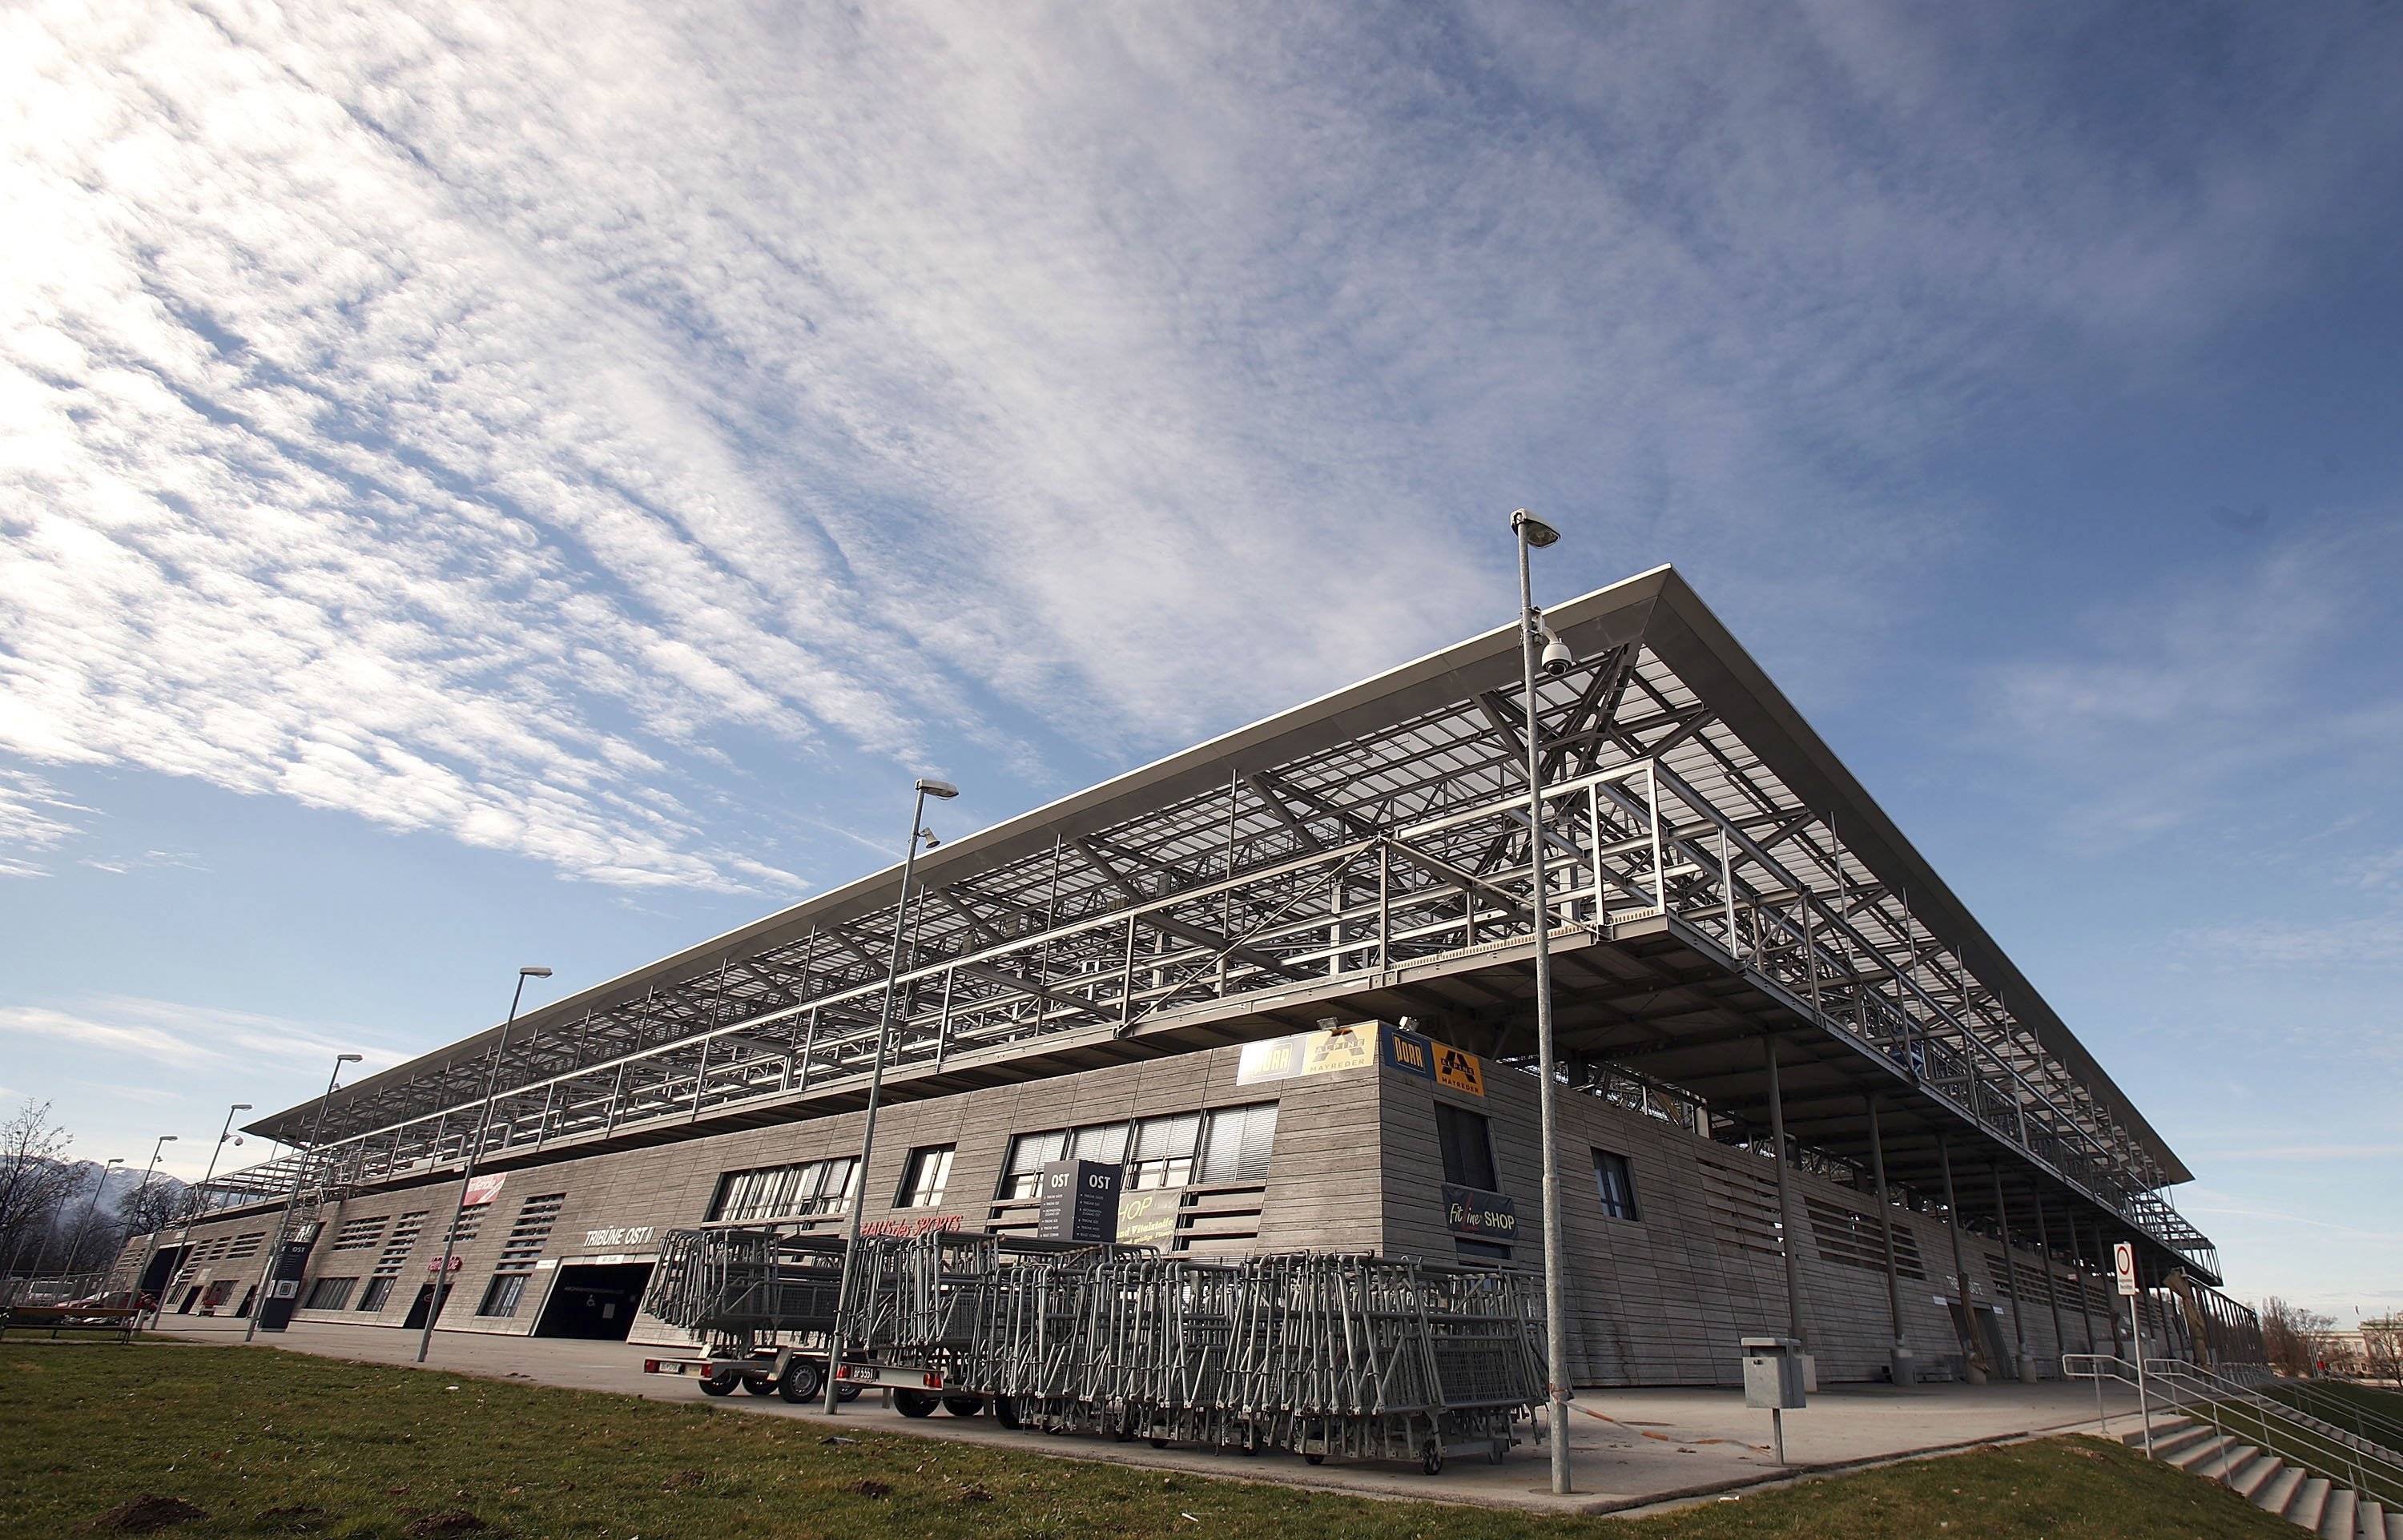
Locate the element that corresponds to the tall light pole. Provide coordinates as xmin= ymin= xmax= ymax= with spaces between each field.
xmin=823 ymin=776 xmax=958 ymax=1414
xmin=144 ymin=1104 xmax=248 ymax=1325
xmin=120 ymin=1136 xmax=176 ymax=1301
xmin=249 ymin=1052 xmax=362 ymax=1341
xmin=54 ymin=1157 xmax=123 ymax=1281
xmin=416 ymin=967 xmax=551 ymax=1363
xmin=1513 ymin=508 xmax=1576 ymax=1496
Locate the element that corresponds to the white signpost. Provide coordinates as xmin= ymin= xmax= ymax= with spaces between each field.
xmin=2115 ymin=1241 xmax=2151 ymax=1452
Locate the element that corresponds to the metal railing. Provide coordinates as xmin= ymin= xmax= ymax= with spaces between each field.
xmin=2065 ymin=1353 xmax=2403 ymax=1510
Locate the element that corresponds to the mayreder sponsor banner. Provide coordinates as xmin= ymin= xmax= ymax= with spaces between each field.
xmin=1237 ymin=1023 xmax=1377 ymax=1084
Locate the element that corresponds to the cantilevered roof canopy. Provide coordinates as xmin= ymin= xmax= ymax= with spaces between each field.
xmin=235 ymin=565 xmax=2212 ymax=1281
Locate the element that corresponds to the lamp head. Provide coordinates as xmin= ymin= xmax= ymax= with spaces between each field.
xmin=520 ymin=966 xmax=553 ymax=978
xmin=159 ymin=1136 xmax=177 ymax=1143
xmin=915 ymin=778 xmax=960 ymax=799
xmin=232 ymin=1104 xmax=252 ymax=1112
xmin=336 ymin=1053 xmax=363 ymax=1064
xmin=1511 ymin=509 xmax=1561 ymax=548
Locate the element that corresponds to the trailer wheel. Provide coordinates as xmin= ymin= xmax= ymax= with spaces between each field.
xmin=893 ymin=1389 xmax=938 ymax=1418
xmin=698 ymin=1367 xmax=739 ymax=1397
xmin=992 ymin=1398 xmax=1021 ymax=1430
xmin=942 ymin=1395 xmax=984 ymax=1418
xmin=1149 ymin=1437 xmax=1168 ymax=1450
xmin=835 ymin=1383 xmax=861 ymax=1403
xmin=1304 ymin=1454 xmax=1325 ymax=1466
xmin=742 ymin=1377 xmax=777 ymax=1396
xmin=1419 ymin=1441 xmax=1443 ymax=1476
xmin=777 ymin=1360 xmax=823 ymax=1403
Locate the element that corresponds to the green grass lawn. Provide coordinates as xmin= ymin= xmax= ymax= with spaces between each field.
xmin=1 ymin=1343 xmax=2304 ymax=1539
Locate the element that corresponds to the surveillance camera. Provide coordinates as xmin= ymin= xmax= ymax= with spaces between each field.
xmin=1540 ymin=637 xmax=1575 ymax=677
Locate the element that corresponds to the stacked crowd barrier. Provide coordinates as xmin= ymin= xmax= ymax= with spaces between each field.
xmin=643 ymin=1229 xmax=1546 ymax=1471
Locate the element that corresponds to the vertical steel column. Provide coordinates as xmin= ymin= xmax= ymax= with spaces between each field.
xmin=1866 ymin=1095 xmax=1910 ymax=1385
xmin=1719 ymin=826 xmax=1737 ymax=958
xmin=1377 ymin=840 xmax=1391 ymax=971
xmin=2032 ymin=1194 xmax=2069 ymax=1372
xmin=1761 ymin=1034 xmax=1805 ymax=1346
xmin=2074 ymin=1216 xmax=2101 ymax=1352
xmin=1646 ymin=762 xmax=1664 ymax=910
xmin=1938 ymin=1134 xmax=1981 ymax=1381
xmin=1990 ymin=1167 xmax=2027 ymax=1379
xmin=934 ymin=967 xmax=956 ymax=1071
xmin=795 ymin=1007 xmax=819 ymax=1092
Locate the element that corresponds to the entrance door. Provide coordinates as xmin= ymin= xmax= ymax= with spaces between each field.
xmin=532 ymin=1263 xmax=654 ymax=1341
xmin=401 ymin=1282 xmax=453 ymax=1331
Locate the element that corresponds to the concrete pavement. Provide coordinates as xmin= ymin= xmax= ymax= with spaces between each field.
xmin=144 ymin=1317 xmax=2145 ymax=1515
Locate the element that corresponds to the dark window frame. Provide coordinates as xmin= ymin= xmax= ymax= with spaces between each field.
xmin=477 ymin=1272 xmax=530 ymax=1319
xmin=1435 ymin=1101 xmax=1498 ymax=1191
xmin=1592 ymin=1148 xmax=1641 ymax=1222
xmin=896 ymin=1145 xmax=956 ymax=1208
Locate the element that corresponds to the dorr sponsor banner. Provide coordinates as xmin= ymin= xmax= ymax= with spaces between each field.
xmin=1443 ymin=1184 xmax=1517 ymax=1239
xmin=1236 ymin=1035 xmax=1305 ymax=1084
xmin=1384 ymin=1027 xmax=1437 ymax=1080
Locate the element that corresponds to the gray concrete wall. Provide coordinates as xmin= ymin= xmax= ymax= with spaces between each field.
xmin=114 ymin=1027 xmax=2121 ymax=1382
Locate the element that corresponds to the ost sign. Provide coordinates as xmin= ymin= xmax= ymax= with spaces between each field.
xmin=1443 ymin=1184 xmax=1517 ymax=1240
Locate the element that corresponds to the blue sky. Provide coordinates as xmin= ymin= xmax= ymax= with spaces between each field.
xmin=2 ymin=2 xmax=2397 ymax=1321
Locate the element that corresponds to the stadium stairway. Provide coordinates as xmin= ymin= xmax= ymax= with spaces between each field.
xmin=2123 ymin=1414 xmax=2400 ymax=1538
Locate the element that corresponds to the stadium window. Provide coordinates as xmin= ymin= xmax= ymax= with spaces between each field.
xmin=1592 ymin=1149 xmax=1641 ymax=1222
xmin=708 ymin=1156 xmax=859 ymax=1221
xmin=896 ymin=1146 xmax=955 ymax=1208
xmin=301 ymin=1277 xmax=357 ymax=1311
xmin=1126 ymin=1112 xmax=1202 ymax=1190
xmin=997 ymin=1120 xmax=1133 ymax=1199
xmin=1435 ymin=1103 xmax=1498 ymax=1191
xmin=1195 ymin=1102 xmax=1280 ymax=1184
xmin=357 ymin=1277 xmax=397 ymax=1313
xmin=477 ymin=1273 xmax=529 ymax=1318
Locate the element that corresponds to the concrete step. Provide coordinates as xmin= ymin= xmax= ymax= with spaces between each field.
xmin=2192 ymin=1442 xmax=2260 ymax=1483
xmin=2385 ymin=1501 xmax=2401 ymax=1540
xmin=2158 ymin=1424 xmax=2227 ymax=1465
xmin=2287 ymin=1476 xmax=2330 ymax=1532
xmin=2166 ymin=1432 xmax=2236 ymax=1472
xmin=2257 ymin=1466 xmax=2307 ymax=1518
xmin=2123 ymin=1415 xmax=2197 ymax=1452
xmin=2353 ymin=1498 xmax=2381 ymax=1540
xmin=2320 ymin=1485 xmax=2354 ymax=1540
xmin=2228 ymin=1453 xmax=2284 ymax=1500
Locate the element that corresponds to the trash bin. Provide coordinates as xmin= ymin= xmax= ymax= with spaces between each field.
xmin=1741 ymin=1336 xmax=1806 ymax=1464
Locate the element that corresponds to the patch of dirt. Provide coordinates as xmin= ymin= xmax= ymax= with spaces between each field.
xmin=405 ymin=1512 xmax=488 ymax=1536
xmin=662 ymin=1469 xmax=706 ymax=1490
xmin=86 ymin=1495 xmax=209 ymax=1533
xmin=850 ymin=1478 xmax=892 ymax=1498
xmin=956 ymin=1484 xmax=994 ymax=1502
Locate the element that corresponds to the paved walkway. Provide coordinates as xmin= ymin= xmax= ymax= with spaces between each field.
xmin=147 ymin=1317 xmax=2144 ymax=1515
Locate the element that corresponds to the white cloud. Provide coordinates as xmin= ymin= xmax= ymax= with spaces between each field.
xmin=4 ymin=2 xmax=2395 ymax=889
xmin=0 ymin=766 xmax=93 ymax=877
xmin=0 ymin=995 xmax=406 ymax=1077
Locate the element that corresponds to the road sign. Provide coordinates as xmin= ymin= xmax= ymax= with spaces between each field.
xmin=2113 ymin=1240 xmax=2138 ymax=1297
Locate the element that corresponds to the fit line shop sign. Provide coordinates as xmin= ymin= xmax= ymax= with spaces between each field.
xmin=584 ymin=1225 xmax=655 ymax=1248
xmin=1443 ymin=1184 xmax=1517 ymax=1240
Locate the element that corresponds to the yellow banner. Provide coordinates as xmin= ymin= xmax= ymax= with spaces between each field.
xmin=1116 ymin=1188 xmax=1181 ymax=1248
xmin=1434 ymin=1043 xmax=1485 ymax=1096
xmin=1302 ymin=1023 xmax=1376 ymax=1076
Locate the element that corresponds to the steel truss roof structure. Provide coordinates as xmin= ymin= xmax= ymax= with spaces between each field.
xmin=225 ymin=566 xmax=2216 ymax=1285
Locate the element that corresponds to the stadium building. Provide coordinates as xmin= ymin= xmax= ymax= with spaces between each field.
xmin=115 ymin=566 xmax=2260 ymax=1385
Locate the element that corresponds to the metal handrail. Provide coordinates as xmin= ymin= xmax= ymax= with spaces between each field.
xmin=2066 ymin=1353 xmax=2402 ymax=1510
xmin=2147 ymin=1359 xmax=2403 ymax=1464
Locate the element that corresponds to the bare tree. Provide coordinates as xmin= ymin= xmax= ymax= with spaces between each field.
xmin=2260 ymin=1297 xmax=2341 ymax=1377
xmin=119 ymin=1174 xmax=184 ymax=1240
xmin=0 ymin=1100 xmax=76 ymax=1275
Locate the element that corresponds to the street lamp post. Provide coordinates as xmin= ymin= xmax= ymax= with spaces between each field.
xmin=54 ymin=1157 xmax=123 ymax=1283
xmin=144 ymin=1104 xmax=248 ymax=1325
xmin=248 ymin=1053 xmax=363 ymax=1341
xmin=1512 ymin=508 xmax=1576 ymax=1496
xmin=416 ymin=967 xmax=552 ymax=1363
xmin=823 ymin=776 xmax=958 ymax=1415
xmin=123 ymin=1136 xmax=177 ymax=1305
